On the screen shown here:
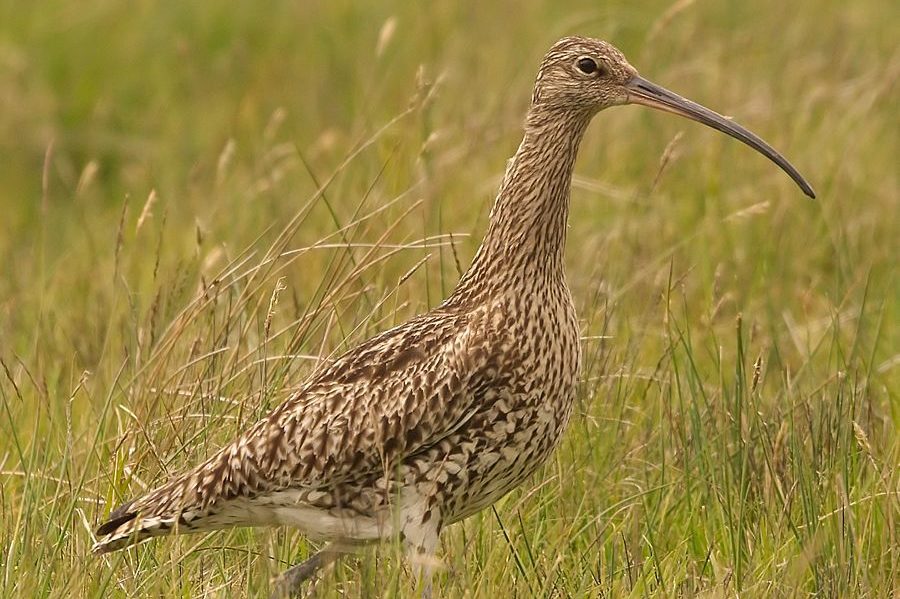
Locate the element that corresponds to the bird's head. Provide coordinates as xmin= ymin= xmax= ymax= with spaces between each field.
xmin=530 ymin=36 xmax=815 ymax=198
xmin=531 ymin=37 xmax=637 ymax=112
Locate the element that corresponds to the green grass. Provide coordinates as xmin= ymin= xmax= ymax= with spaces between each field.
xmin=0 ymin=0 xmax=897 ymax=597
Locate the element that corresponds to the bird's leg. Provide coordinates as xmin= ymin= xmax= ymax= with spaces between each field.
xmin=401 ymin=503 xmax=442 ymax=599
xmin=270 ymin=543 xmax=343 ymax=599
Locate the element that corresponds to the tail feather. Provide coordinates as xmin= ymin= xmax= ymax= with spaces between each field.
xmin=93 ymin=496 xmax=192 ymax=554
xmin=94 ymin=421 xmax=278 ymax=554
xmin=93 ymin=495 xmax=281 ymax=554
xmin=93 ymin=473 xmax=206 ymax=554
xmin=95 ymin=501 xmax=136 ymax=537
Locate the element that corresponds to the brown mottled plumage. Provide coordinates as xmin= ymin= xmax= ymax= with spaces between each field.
xmin=93 ymin=37 xmax=814 ymax=594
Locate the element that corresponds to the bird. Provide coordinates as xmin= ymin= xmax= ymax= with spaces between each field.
xmin=93 ymin=36 xmax=814 ymax=596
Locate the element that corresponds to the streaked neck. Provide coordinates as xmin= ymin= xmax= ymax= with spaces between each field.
xmin=450 ymin=111 xmax=590 ymax=304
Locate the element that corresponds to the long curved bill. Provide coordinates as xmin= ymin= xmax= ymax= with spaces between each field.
xmin=626 ymin=76 xmax=815 ymax=198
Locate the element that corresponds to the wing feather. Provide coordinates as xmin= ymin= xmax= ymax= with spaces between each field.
xmin=98 ymin=301 xmax=505 ymax=538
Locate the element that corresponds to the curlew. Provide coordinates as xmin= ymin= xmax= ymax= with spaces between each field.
xmin=93 ymin=37 xmax=814 ymax=596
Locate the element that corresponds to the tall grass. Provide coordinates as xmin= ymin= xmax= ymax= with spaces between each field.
xmin=0 ymin=0 xmax=896 ymax=597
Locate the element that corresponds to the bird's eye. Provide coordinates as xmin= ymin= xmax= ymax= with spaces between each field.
xmin=576 ymin=57 xmax=599 ymax=75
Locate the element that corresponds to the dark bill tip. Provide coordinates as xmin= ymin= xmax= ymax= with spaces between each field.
xmin=625 ymin=76 xmax=816 ymax=199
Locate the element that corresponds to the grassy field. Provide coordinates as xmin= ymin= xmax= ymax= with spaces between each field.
xmin=0 ymin=0 xmax=897 ymax=597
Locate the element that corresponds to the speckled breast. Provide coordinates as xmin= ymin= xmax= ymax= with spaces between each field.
xmin=409 ymin=284 xmax=582 ymax=524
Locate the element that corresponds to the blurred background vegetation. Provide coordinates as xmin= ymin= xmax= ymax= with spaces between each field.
xmin=0 ymin=0 xmax=896 ymax=597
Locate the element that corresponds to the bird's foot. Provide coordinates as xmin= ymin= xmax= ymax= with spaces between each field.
xmin=270 ymin=546 xmax=341 ymax=599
